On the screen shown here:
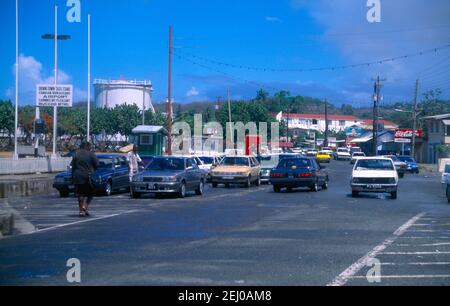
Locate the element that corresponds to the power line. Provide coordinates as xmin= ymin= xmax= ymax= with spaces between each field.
xmin=175 ymin=43 xmax=450 ymax=73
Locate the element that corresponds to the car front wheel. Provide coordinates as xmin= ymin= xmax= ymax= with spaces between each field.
xmin=104 ymin=181 xmax=112 ymax=196
xmin=195 ymin=180 xmax=204 ymax=196
xmin=179 ymin=182 xmax=187 ymax=198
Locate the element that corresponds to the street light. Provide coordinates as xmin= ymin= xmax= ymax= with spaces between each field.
xmin=41 ymin=5 xmax=71 ymax=158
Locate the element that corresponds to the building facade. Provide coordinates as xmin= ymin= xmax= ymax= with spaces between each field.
xmin=275 ymin=113 xmax=361 ymax=133
xmin=422 ymin=114 xmax=450 ymax=164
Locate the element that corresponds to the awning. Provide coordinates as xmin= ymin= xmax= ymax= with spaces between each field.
xmin=443 ymin=120 xmax=450 ymax=126
xmin=350 ymin=136 xmax=373 ymax=143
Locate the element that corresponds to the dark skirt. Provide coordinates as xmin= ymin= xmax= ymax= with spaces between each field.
xmin=75 ymin=183 xmax=95 ymax=197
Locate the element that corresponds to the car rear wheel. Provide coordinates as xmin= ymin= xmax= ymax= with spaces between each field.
xmin=310 ymin=181 xmax=319 ymax=192
xmin=59 ymin=190 xmax=70 ymax=198
xmin=195 ymin=180 xmax=204 ymax=196
xmin=322 ymin=180 xmax=329 ymax=190
xmin=179 ymin=182 xmax=186 ymax=198
xmin=104 ymin=181 xmax=112 ymax=197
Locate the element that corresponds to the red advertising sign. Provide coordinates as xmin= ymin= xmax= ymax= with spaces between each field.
xmin=395 ymin=129 xmax=423 ymax=139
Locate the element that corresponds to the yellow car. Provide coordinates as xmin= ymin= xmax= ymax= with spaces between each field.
xmin=211 ymin=156 xmax=261 ymax=188
xmin=316 ymin=151 xmax=332 ymax=164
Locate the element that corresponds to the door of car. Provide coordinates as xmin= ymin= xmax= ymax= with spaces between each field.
xmin=250 ymin=157 xmax=260 ymax=181
xmin=185 ymin=158 xmax=199 ymax=190
xmin=117 ymin=156 xmax=130 ymax=188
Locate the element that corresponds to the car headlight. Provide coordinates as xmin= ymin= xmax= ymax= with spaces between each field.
xmin=162 ymin=176 xmax=178 ymax=182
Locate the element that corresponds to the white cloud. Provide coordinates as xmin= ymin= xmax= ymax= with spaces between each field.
xmin=7 ymin=54 xmax=86 ymax=104
xmin=186 ymin=86 xmax=200 ymax=97
xmin=265 ymin=16 xmax=282 ymax=23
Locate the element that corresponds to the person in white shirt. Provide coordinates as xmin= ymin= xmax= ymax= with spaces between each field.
xmin=127 ymin=145 xmax=143 ymax=182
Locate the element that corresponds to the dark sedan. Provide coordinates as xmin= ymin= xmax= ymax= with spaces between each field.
xmin=53 ymin=154 xmax=130 ymax=197
xmin=269 ymin=157 xmax=329 ymax=193
xmin=397 ymin=156 xmax=419 ymax=174
xmin=131 ymin=156 xmax=206 ymax=198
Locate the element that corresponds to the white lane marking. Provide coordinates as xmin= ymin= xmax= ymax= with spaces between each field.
xmin=349 ymin=275 xmax=450 ymax=279
xmin=380 ymin=262 xmax=450 ymax=266
xmin=380 ymin=251 xmax=450 ymax=255
xmin=1 ymin=210 xmax=139 ymax=239
xmin=412 ymin=223 xmax=450 ymax=226
xmin=399 ymin=236 xmax=450 ymax=240
xmin=406 ymin=230 xmax=450 ymax=233
xmin=327 ymin=212 xmax=426 ymax=287
xmin=396 ymin=243 xmax=450 ymax=247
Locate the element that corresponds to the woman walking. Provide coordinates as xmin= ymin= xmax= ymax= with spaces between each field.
xmin=72 ymin=142 xmax=99 ymax=217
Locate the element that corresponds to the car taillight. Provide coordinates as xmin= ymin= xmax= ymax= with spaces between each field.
xmin=298 ymin=173 xmax=313 ymax=178
xmin=271 ymin=173 xmax=284 ymax=178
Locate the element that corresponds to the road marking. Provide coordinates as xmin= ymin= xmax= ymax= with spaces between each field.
xmin=380 ymin=251 xmax=450 ymax=255
xmin=380 ymin=262 xmax=450 ymax=266
xmin=327 ymin=212 xmax=426 ymax=287
xmin=396 ymin=242 xmax=450 ymax=247
xmin=349 ymin=275 xmax=450 ymax=279
xmin=399 ymin=236 xmax=450 ymax=240
xmin=406 ymin=230 xmax=450 ymax=233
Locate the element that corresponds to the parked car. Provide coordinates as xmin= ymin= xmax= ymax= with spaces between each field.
xmin=211 ymin=156 xmax=261 ymax=188
xmin=335 ymin=148 xmax=351 ymax=161
xmin=442 ymin=164 xmax=450 ymax=184
xmin=197 ymin=156 xmax=223 ymax=181
xmin=397 ymin=156 xmax=419 ymax=174
xmin=53 ymin=154 xmax=130 ymax=198
xmin=351 ymin=157 xmax=399 ymax=199
xmin=316 ymin=151 xmax=332 ymax=164
xmin=350 ymin=147 xmax=363 ymax=154
xmin=350 ymin=152 xmax=366 ymax=165
xmin=131 ymin=156 xmax=206 ymax=198
xmin=269 ymin=157 xmax=328 ymax=193
xmin=383 ymin=155 xmax=407 ymax=178
xmin=322 ymin=147 xmax=334 ymax=155
xmin=306 ymin=149 xmax=318 ymax=157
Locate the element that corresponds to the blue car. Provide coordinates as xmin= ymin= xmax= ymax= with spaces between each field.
xmin=397 ymin=156 xmax=419 ymax=174
xmin=53 ymin=154 xmax=130 ymax=197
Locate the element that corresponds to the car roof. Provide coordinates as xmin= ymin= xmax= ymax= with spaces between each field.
xmin=355 ymin=157 xmax=392 ymax=160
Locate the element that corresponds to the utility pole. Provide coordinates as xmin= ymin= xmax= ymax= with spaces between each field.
xmin=87 ymin=14 xmax=91 ymax=142
xmin=372 ymin=76 xmax=384 ymax=156
xmin=167 ymin=25 xmax=173 ymax=156
xmin=412 ymin=79 xmax=420 ymax=159
xmin=227 ymin=89 xmax=233 ymax=147
xmin=53 ymin=5 xmax=58 ymax=158
xmin=324 ymin=99 xmax=329 ymax=148
xmin=13 ymin=0 xmax=19 ymax=160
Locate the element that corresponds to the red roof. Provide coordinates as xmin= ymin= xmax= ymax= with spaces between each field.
xmin=279 ymin=113 xmax=359 ymax=121
xmin=361 ymin=119 xmax=398 ymax=127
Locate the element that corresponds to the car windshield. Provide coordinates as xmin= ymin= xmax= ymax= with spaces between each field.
xmin=355 ymin=159 xmax=394 ymax=171
xmin=398 ymin=157 xmax=415 ymax=163
xmin=278 ymin=158 xmax=311 ymax=169
xmin=222 ymin=157 xmax=249 ymax=166
xmin=385 ymin=156 xmax=400 ymax=162
xmin=147 ymin=158 xmax=185 ymax=171
xmin=98 ymin=157 xmax=114 ymax=169
xmin=353 ymin=153 xmax=365 ymax=157
xmin=445 ymin=164 xmax=450 ymax=173
xmin=199 ymin=157 xmax=214 ymax=164
xmin=338 ymin=149 xmax=348 ymax=153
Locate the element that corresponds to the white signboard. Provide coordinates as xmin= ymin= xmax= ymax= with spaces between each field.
xmin=395 ymin=138 xmax=411 ymax=144
xmin=36 ymin=84 xmax=73 ymax=107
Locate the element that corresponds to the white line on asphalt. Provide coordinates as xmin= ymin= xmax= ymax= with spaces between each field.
xmin=349 ymin=275 xmax=450 ymax=279
xmin=327 ymin=212 xmax=426 ymax=287
xmin=380 ymin=251 xmax=450 ymax=255
xmin=399 ymin=236 xmax=450 ymax=239
xmin=2 ymin=210 xmax=140 ymax=239
xmin=406 ymin=230 xmax=450 ymax=233
xmin=396 ymin=243 xmax=450 ymax=247
xmin=380 ymin=262 xmax=450 ymax=266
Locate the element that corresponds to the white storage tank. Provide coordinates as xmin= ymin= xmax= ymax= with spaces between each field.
xmin=94 ymin=79 xmax=155 ymax=112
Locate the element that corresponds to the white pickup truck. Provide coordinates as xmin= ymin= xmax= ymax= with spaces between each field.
xmin=335 ymin=148 xmax=351 ymax=161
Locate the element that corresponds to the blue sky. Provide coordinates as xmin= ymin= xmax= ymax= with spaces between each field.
xmin=1 ymin=0 xmax=450 ymax=107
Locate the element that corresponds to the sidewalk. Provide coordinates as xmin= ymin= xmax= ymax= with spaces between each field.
xmin=0 ymin=173 xmax=58 ymax=199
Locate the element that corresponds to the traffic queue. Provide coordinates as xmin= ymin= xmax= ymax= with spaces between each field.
xmin=53 ymin=146 xmax=419 ymax=201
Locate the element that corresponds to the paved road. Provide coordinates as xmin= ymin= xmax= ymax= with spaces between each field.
xmin=1 ymin=161 xmax=449 ymax=286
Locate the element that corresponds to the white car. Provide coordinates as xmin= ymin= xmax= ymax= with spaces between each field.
xmin=442 ymin=164 xmax=450 ymax=184
xmin=336 ymin=148 xmax=351 ymax=161
xmin=350 ymin=152 xmax=366 ymax=164
xmin=322 ymin=147 xmax=334 ymax=155
xmin=351 ymin=157 xmax=399 ymax=199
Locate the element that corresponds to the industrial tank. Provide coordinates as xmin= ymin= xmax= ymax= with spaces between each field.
xmin=94 ymin=79 xmax=155 ymax=112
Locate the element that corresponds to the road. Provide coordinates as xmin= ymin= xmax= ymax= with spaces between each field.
xmin=1 ymin=161 xmax=450 ymax=286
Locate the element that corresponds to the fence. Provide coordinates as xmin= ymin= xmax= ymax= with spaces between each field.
xmin=0 ymin=157 xmax=72 ymax=175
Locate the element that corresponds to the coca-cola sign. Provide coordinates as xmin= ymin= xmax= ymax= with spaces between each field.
xmin=395 ymin=129 xmax=423 ymax=139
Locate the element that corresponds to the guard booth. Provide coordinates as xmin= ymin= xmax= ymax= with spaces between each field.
xmin=131 ymin=125 xmax=167 ymax=156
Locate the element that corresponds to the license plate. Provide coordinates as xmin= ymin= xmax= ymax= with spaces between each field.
xmin=69 ymin=185 xmax=74 ymax=189
xmin=223 ymin=177 xmax=234 ymax=180
xmin=147 ymin=184 xmax=157 ymax=190
xmin=288 ymin=174 xmax=294 ymax=179
xmin=367 ymin=184 xmax=382 ymax=189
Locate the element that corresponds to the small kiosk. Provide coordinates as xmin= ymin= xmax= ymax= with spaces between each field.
xmin=131 ymin=125 xmax=168 ymax=156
